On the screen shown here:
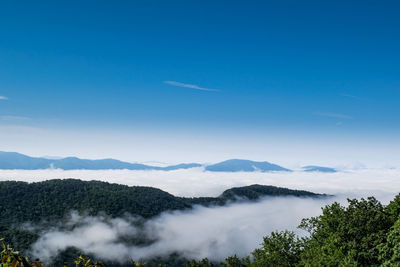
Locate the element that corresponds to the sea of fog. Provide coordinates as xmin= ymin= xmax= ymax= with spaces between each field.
xmin=0 ymin=167 xmax=398 ymax=199
xmin=1 ymin=168 xmax=399 ymax=262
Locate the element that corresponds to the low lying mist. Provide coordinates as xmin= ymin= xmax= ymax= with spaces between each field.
xmin=30 ymin=196 xmax=341 ymax=263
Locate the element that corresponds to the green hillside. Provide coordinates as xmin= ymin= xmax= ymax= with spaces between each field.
xmin=0 ymin=179 xmax=323 ymax=224
xmin=0 ymin=179 xmax=324 ymax=259
xmin=2 ymin=193 xmax=400 ymax=266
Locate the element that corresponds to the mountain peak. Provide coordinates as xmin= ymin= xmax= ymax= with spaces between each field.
xmin=205 ymin=159 xmax=291 ymax=172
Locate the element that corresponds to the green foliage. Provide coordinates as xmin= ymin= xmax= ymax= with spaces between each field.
xmin=187 ymin=184 xmax=324 ymax=207
xmin=0 ymin=238 xmax=42 ymax=267
xmin=220 ymin=255 xmax=250 ymax=267
xmin=0 ymin=179 xmax=190 ymax=256
xmin=299 ymin=197 xmax=392 ymax=266
xmin=0 ymin=227 xmax=38 ymax=254
xmin=220 ymin=185 xmax=324 ymax=201
xmin=251 ymin=231 xmax=304 ymax=267
xmin=378 ymin=217 xmax=400 ymax=266
xmin=0 ymin=179 xmax=191 ymax=224
xmin=74 ymin=255 xmax=106 ymax=267
xmin=384 ymin=194 xmax=400 ymax=224
xmin=0 ymin=180 xmax=322 ymax=227
xmin=184 ymin=258 xmax=215 ymax=267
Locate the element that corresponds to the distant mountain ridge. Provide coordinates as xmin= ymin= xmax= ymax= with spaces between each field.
xmin=302 ymin=165 xmax=337 ymax=173
xmin=0 ymin=151 xmax=202 ymax=171
xmin=205 ymin=159 xmax=291 ymax=172
xmin=0 ymin=151 xmax=336 ymax=173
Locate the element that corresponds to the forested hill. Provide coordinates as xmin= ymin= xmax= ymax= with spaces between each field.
xmin=0 ymin=179 xmax=325 ymax=224
xmin=220 ymin=184 xmax=323 ymax=200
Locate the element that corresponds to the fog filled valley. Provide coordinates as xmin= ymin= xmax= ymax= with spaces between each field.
xmin=0 ymin=167 xmax=400 ymax=266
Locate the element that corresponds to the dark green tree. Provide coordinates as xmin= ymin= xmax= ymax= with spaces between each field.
xmin=299 ymin=197 xmax=391 ymax=266
xmin=220 ymin=255 xmax=250 ymax=267
xmin=251 ymin=230 xmax=303 ymax=267
xmin=378 ymin=216 xmax=400 ymax=266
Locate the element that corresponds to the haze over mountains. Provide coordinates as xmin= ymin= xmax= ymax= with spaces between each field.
xmin=0 ymin=151 xmax=336 ymax=172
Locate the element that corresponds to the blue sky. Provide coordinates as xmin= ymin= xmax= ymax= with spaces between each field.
xmin=0 ymin=1 xmax=399 ymax=165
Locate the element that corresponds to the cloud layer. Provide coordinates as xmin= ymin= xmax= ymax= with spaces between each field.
xmin=0 ymin=168 xmax=398 ymax=200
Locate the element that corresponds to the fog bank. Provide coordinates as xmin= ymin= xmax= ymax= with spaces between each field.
xmin=31 ymin=196 xmax=341 ymax=263
xmin=0 ymin=168 xmax=399 ymax=201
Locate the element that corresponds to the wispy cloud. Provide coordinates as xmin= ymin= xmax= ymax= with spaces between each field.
xmin=0 ymin=96 xmax=8 ymax=100
xmin=340 ymin=93 xmax=362 ymax=100
xmin=315 ymin=112 xmax=353 ymax=120
xmin=1 ymin=115 xmax=30 ymax=121
xmin=164 ymin=81 xmax=220 ymax=92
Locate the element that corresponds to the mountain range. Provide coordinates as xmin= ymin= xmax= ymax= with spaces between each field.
xmin=0 ymin=151 xmax=202 ymax=171
xmin=0 ymin=151 xmax=336 ymax=172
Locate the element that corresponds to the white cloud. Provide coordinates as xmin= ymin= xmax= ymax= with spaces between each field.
xmin=164 ymin=81 xmax=220 ymax=92
xmin=0 ymin=96 xmax=8 ymax=100
xmin=0 ymin=168 xmax=398 ymax=200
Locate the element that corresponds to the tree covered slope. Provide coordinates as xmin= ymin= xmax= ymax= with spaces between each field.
xmin=0 ymin=179 xmax=324 ymax=224
xmin=0 ymin=179 xmax=325 ymax=260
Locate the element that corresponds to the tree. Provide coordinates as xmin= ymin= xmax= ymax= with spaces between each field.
xmin=378 ymin=216 xmax=400 ymax=266
xmin=251 ymin=231 xmax=303 ymax=267
xmin=220 ymin=255 xmax=250 ymax=267
xmin=299 ymin=197 xmax=391 ymax=266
